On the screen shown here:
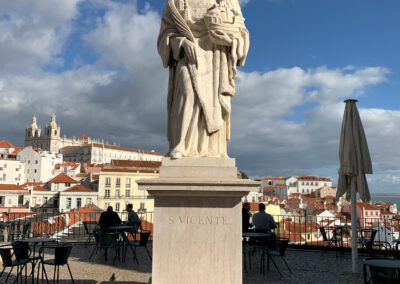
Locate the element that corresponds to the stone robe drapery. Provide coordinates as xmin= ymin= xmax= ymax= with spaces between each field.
xmin=157 ymin=0 xmax=249 ymax=158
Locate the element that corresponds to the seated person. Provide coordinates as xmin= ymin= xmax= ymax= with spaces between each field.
xmin=99 ymin=206 xmax=122 ymax=230
xmin=252 ymin=203 xmax=277 ymax=249
xmin=252 ymin=203 xmax=277 ymax=233
xmin=242 ymin=202 xmax=253 ymax=233
xmin=125 ymin=204 xmax=142 ymax=232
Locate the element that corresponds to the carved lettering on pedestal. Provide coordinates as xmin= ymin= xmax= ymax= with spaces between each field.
xmin=168 ymin=216 xmax=230 ymax=225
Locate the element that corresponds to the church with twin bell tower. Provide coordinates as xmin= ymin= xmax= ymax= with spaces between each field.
xmin=24 ymin=113 xmax=95 ymax=152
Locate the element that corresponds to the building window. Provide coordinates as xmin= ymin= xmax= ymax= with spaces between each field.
xmin=86 ymin=198 xmax=92 ymax=205
xmin=34 ymin=169 xmax=37 ymax=173
xmin=77 ymin=198 xmax=82 ymax=209
xmin=65 ymin=183 xmax=71 ymax=187
xmin=126 ymin=178 xmax=131 ymax=187
xmin=28 ymin=160 xmax=30 ymax=164
xmin=116 ymin=178 xmax=120 ymax=187
xmin=67 ymin=198 xmax=72 ymax=209
xmin=115 ymin=203 xmax=120 ymax=212
xmin=116 ymin=190 xmax=120 ymax=198
xmin=315 ymin=182 xmax=318 ymax=186
xmin=105 ymin=177 xmax=111 ymax=186
xmin=43 ymin=197 xmax=48 ymax=205
xmin=302 ymin=189 xmax=304 ymax=193
xmin=2 ymin=174 xmax=5 ymax=180
xmin=35 ymin=160 xmax=38 ymax=164
xmin=302 ymin=182 xmax=304 ymax=185
xmin=365 ymin=211 xmax=368 ymax=216
xmin=306 ymin=182 xmax=309 ymax=186
xmin=375 ymin=212 xmax=378 ymax=216
xmin=310 ymin=182 xmax=313 ymax=186
xmin=126 ymin=190 xmax=130 ymax=197
xmin=105 ymin=190 xmax=110 ymax=198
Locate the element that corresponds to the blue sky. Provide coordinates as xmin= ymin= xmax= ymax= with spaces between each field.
xmin=1 ymin=0 xmax=400 ymax=193
xmin=53 ymin=0 xmax=400 ymax=109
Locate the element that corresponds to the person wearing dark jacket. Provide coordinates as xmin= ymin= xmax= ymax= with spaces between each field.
xmin=242 ymin=203 xmax=252 ymax=233
xmin=99 ymin=206 xmax=121 ymax=229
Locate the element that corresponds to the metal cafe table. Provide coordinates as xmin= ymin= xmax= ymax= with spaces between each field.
xmin=363 ymin=258 xmax=400 ymax=283
xmin=242 ymin=232 xmax=274 ymax=274
xmin=108 ymin=225 xmax=139 ymax=263
xmin=21 ymin=238 xmax=57 ymax=284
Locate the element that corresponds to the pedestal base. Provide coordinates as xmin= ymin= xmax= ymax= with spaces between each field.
xmin=138 ymin=158 xmax=259 ymax=284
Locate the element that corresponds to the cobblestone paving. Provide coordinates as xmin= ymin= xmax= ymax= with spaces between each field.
xmin=244 ymin=248 xmax=364 ymax=284
xmin=1 ymin=243 xmax=364 ymax=283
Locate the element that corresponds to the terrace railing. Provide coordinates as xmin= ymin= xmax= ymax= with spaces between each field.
xmin=270 ymin=215 xmax=399 ymax=249
xmin=1 ymin=211 xmax=399 ymax=251
xmin=0 ymin=210 xmax=154 ymax=242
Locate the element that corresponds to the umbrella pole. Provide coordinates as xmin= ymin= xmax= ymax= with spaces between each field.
xmin=351 ymin=178 xmax=358 ymax=273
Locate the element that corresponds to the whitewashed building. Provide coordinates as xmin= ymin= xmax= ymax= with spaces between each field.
xmin=59 ymin=185 xmax=97 ymax=212
xmin=17 ymin=147 xmax=63 ymax=183
xmin=296 ymin=176 xmax=332 ymax=195
xmin=60 ymin=143 xmax=164 ymax=164
xmin=0 ymin=184 xmax=30 ymax=208
xmin=52 ymin=162 xmax=81 ymax=180
xmin=30 ymin=173 xmax=80 ymax=212
xmin=0 ymin=159 xmax=25 ymax=185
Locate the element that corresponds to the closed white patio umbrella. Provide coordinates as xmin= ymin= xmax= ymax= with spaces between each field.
xmin=336 ymin=99 xmax=373 ymax=273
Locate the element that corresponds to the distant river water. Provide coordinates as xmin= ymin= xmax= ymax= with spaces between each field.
xmin=371 ymin=194 xmax=400 ymax=209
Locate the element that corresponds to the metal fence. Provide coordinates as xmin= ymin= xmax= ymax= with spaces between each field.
xmin=270 ymin=215 xmax=399 ymax=249
xmin=1 ymin=211 xmax=399 ymax=251
xmin=0 ymin=210 xmax=154 ymax=242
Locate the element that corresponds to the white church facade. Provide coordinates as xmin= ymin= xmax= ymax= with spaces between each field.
xmin=25 ymin=114 xmax=104 ymax=153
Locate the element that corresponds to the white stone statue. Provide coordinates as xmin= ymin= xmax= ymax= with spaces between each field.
xmin=158 ymin=0 xmax=249 ymax=159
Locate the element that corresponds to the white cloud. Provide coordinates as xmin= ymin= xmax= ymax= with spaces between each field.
xmin=0 ymin=0 xmax=81 ymax=72
xmin=0 ymin=0 xmax=399 ymax=194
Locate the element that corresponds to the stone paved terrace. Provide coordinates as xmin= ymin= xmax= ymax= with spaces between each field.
xmin=0 ymin=242 xmax=367 ymax=283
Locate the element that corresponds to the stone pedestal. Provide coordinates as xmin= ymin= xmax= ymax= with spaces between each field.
xmin=137 ymin=158 xmax=259 ymax=284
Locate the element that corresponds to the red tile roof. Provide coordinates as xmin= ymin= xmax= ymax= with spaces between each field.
xmin=48 ymin=173 xmax=79 ymax=184
xmin=263 ymin=177 xmax=285 ymax=181
xmin=54 ymin=162 xmax=77 ymax=170
xmin=263 ymin=186 xmax=274 ymax=191
xmin=33 ymin=186 xmax=49 ymax=191
xmin=275 ymin=183 xmax=286 ymax=187
xmin=357 ymin=202 xmax=379 ymax=211
xmin=10 ymin=147 xmax=24 ymax=156
xmin=63 ymin=185 xmax=96 ymax=193
xmin=0 ymin=140 xmax=15 ymax=148
xmin=302 ymin=197 xmax=316 ymax=202
xmin=298 ymin=176 xmax=332 ymax=182
xmin=325 ymin=195 xmax=336 ymax=199
xmin=0 ymin=184 xmax=25 ymax=191
xmin=110 ymin=160 xmax=161 ymax=168
xmin=20 ymin=182 xmax=44 ymax=187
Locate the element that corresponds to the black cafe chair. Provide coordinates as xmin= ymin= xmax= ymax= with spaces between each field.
xmin=0 ymin=247 xmax=30 ymax=284
xmin=133 ymin=231 xmax=152 ymax=262
xmin=38 ymin=245 xmax=75 ymax=284
xmin=262 ymin=238 xmax=292 ymax=277
xmin=319 ymin=227 xmax=341 ymax=256
xmin=83 ymin=221 xmax=95 ymax=247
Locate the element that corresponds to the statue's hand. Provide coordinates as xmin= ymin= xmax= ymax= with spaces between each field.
xmin=181 ymin=39 xmax=197 ymax=66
